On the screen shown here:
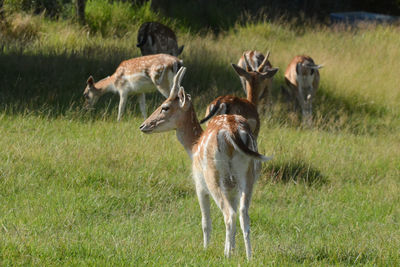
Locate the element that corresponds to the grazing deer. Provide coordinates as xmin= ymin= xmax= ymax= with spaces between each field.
xmin=200 ymin=59 xmax=278 ymax=137
xmin=237 ymin=51 xmax=277 ymax=112
xmin=140 ymin=67 xmax=272 ymax=259
xmin=83 ymin=54 xmax=183 ymax=121
xmin=283 ymin=55 xmax=323 ymax=124
xmin=137 ymin=22 xmax=184 ymax=57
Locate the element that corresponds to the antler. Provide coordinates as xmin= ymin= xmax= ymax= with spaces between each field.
xmin=243 ymin=53 xmax=252 ymax=72
xmin=257 ymin=51 xmax=270 ymax=72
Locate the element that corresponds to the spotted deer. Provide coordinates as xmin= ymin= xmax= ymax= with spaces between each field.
xmin=140 ymin=67 xmax=272 ymax=260
xmin=137 ymin=22 xmax=184 ymax=57
xmin=283 ymin=55 xmax=323 ymax=124
xmin=83 ymin=54 xmax=183 ymax=121
xmin=200 ymin=57 xmax=278 ymax=137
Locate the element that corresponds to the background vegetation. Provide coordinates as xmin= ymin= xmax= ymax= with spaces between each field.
xmin=0 ymin=0 xmax=399 ymax=265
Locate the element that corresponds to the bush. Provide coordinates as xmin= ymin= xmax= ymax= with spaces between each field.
xmin=4 ymin=0 xmax=70 ymax=17
xmin=85 ymin=0 xmax=164 ymax=37
xmin=0 ymin=12 xmax=42 ymax=42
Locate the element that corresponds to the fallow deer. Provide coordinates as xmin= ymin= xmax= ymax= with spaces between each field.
xmin=200 ymin=58 xmax=278 ymax=137
xmin=140 ymin=67 xmax=272 ymax=259
xmin=283 ymin=55 xmax=323 ymax=124
xmin=137 ymin=22 xmax=184 ymax=57
xmin=238 ymin=50 xmax=277 ymax=112
xmin=83 ymin=54 xmax=183 ymax=121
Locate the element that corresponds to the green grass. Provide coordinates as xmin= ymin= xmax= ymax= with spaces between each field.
xmin=1 ymin=12 xmax=400 ymax=265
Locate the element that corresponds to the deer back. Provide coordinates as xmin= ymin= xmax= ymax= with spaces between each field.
xmin=137 ymin=22 xmax=184 ymax=57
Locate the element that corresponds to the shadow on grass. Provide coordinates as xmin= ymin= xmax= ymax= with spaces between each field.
xmin=261 ymin=159 xmax=328 ymax=187
xmin=0 ymin=47 xmax=146 ymax=117
xmin=0 ymin=46 xmax=393 ymax=136
xmin=0 ymin=45 xmax=239 ymax=119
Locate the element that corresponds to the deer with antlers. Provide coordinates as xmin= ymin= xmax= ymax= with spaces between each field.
xmin=238 ymin=50 xmax=277 ymax=112
xmin=200 ymin=51 xmax=278 ymax=137
xmin=283 ymin=55 xmax=323 ymax=124
xmin=140 ymin=67 xmax=272 ymax=259
xmin=83 ymin=54 xmax=183 ymax=121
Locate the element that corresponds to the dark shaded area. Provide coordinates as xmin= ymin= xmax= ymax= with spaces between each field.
xmin=0 ymin=45 xmax=237 ymax=118
xmin=262 ymin=159 xmax=328 ymax=187
xmin=4 ymin=1 xmax=400 ymax=33
xmin=8 ymin=0 xmax=71 ymax=18
xmin=76 ymin=0 xmax=86 ymax=25
xmin=0 ymin=48 xmax=138 ymax=117
xmin=151 ymin=0 xmax=400 ymax=32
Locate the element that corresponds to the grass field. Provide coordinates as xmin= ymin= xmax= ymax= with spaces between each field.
xmin=1 ymin=11 xmax=400 ymax=265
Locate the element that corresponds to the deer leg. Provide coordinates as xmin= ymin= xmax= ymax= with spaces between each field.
xmin=239 ymin=188 xmax=253 ymax=260
xmin=139 ymin=93 xmax=147 ymax=118
xmin=195 ymin=187 xmax=212 ymax=248
xmin=223 ymin=202 xmax=237 ymax=258
xmin=221 ymin=177 xmax=239 ymax=258
xmin=117 ymin=92 xmax=128 ymax=121
xmin=239 ymin=166 xmax=256 ymax=260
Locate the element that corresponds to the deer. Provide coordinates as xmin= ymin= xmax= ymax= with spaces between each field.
xmin=200 ymin=54 xmax=278 ymax=137
xmin=137 ymin=22 xmax=184 ymax=57
xmin=237 ymin=50 xmax=277 ymax=113
xmin=83 ymin=54 xmax=183 ymax=121
xmin=139 ymin=67 xmax=272 ymax=260
xmin=283 ymin=55 xmax=323 ymax=124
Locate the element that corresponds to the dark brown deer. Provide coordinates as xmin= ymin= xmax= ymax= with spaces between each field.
xmin=137 ymin=22 xmax=184 ymax=57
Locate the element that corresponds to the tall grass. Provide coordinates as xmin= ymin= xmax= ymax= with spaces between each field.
xmin=0 ymin=10 xmax=399 ymax=265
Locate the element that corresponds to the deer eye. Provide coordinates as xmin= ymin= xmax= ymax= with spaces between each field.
xmin=161 ymin=106 xmax=169 ymax=112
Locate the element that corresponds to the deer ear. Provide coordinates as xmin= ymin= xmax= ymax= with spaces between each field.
xmin=178 ymin=86 xmax=189 ymax=109
xmin=87 ymin=76 xmax=94 ymax=86
xmin=296 ymin=63 xmax=302 ymax=75
xmin=231 ymin=63 xmax=251 ymax=81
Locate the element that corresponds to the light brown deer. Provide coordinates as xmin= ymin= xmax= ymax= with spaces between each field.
xmin=283 ymin=55 xmax=323 ymax=124
xmin=136 ymin=22 xmax=184 ymax=57
xmin=200 ymin=57 xmax=278 ymax=137
xmin=140 ymin=67 xmax=272 ymax=260
xmin=83 ymin=54 xmax=183 ymax=121
xmin=237 ymin=50 xmax=277 ymax=112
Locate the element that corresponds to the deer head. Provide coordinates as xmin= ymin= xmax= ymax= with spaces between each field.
xmin=83 ymin=76 xmax=102 ymax=109
xmin=140 ymin=67 xmax=189 ymax=133
xmin=232 ymin=54 xmax=278 ymax=105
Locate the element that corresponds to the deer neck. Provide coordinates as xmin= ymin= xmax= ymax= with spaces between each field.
xmin=95 ymin=75 xmax=118 ymax=95
xmin=175 ymin=104 xmax=203 ymax=160
xmin=246 ymin=82 xmax=258 ymax=106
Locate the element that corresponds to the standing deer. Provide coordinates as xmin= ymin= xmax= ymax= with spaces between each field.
xmin=200 ymin=55 xmax=278 ymax=137
xmin=140 ymin=67 xmax=272 ymax=259
xmin=83 ymin=54 xmax=183 ymax=121
xmin=283 ymin=55 xmax=323 ymax=124
xmin=137 ymin=22 xmax=184 ymax=57
xmin=238 ymin=50 xmax=277 ymax=112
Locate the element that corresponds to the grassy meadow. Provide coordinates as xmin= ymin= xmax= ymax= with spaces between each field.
xmin=1 ymin=7 xmax=400 ymax=266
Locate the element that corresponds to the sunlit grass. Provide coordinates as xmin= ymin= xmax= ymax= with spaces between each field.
xmin=0 ymin=13 xmax=399 ymax=265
